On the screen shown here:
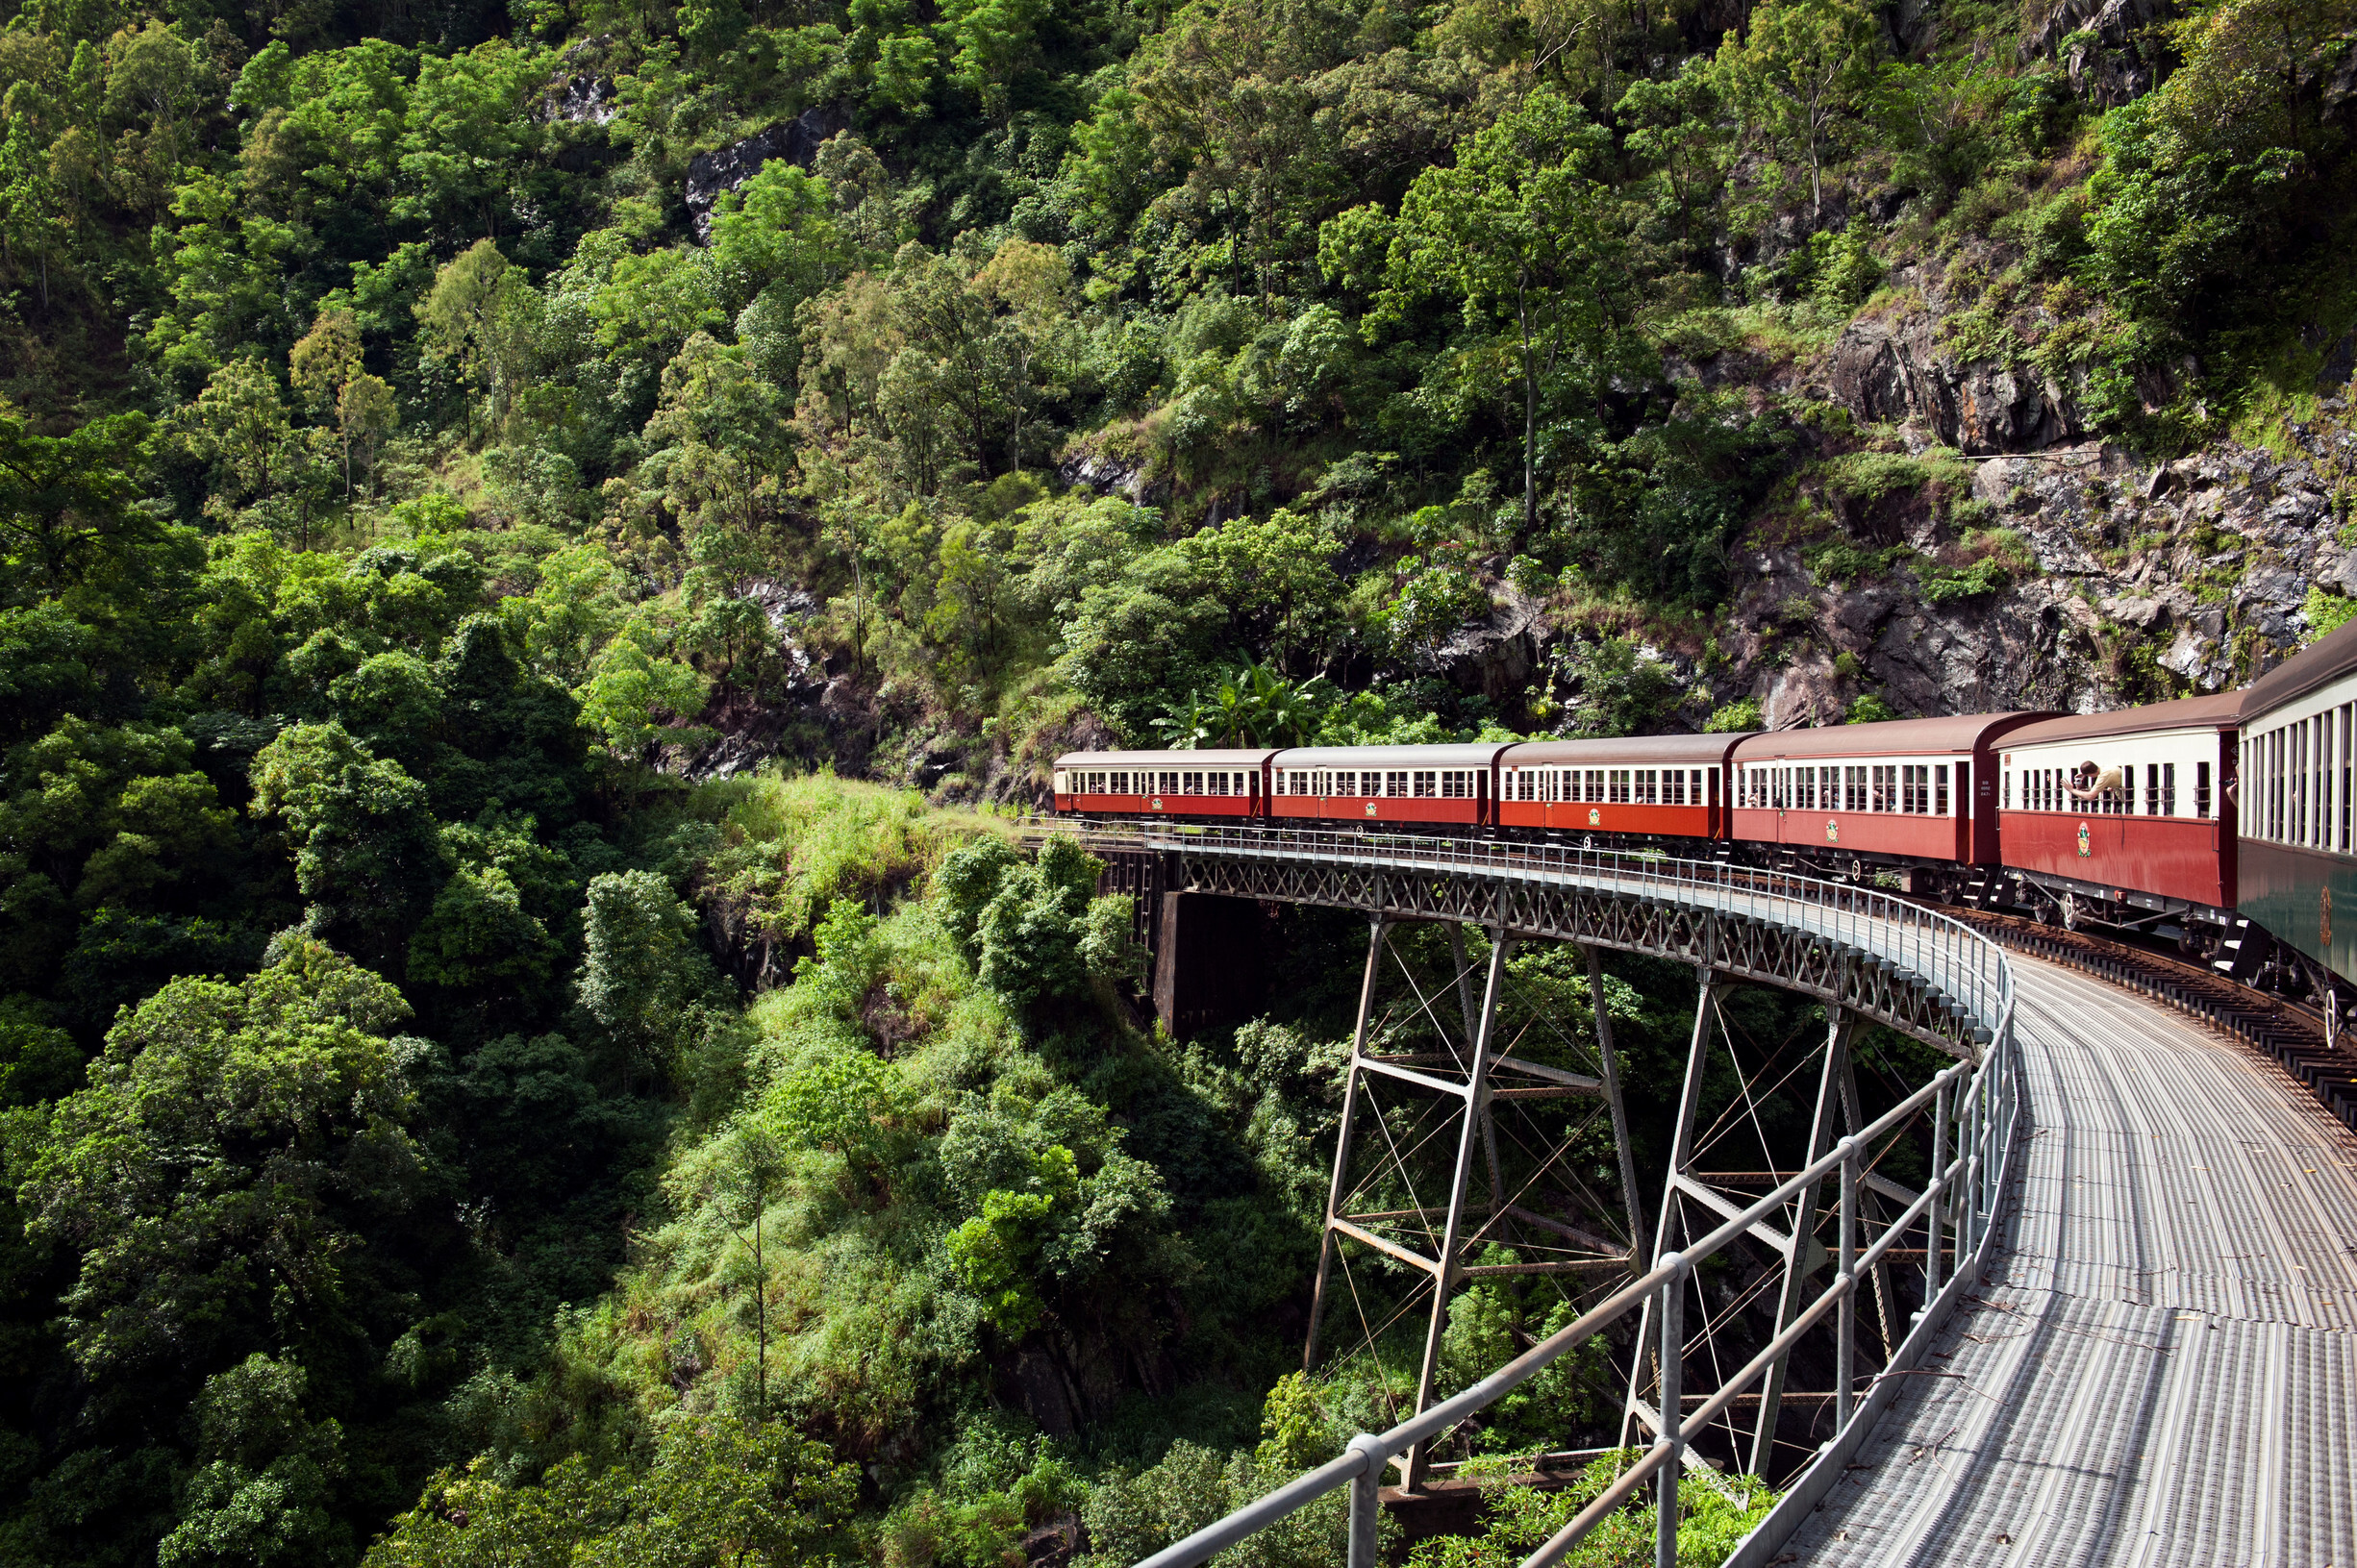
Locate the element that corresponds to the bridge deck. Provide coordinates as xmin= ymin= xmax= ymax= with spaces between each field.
xmin=1778 ymin=956 xmax=2357 ymax=1566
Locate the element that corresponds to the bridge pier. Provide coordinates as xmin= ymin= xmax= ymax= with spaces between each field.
xmin=1148 ymin=891 xmax=1271 ymax=1040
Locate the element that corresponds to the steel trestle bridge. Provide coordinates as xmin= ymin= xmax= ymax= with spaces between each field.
xmin=1022 ymin=820 xmax=2028 ymax=1568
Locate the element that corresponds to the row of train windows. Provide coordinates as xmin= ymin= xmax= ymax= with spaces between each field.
xmin=2002 ymin=763 xmax=2209 ymax=817
xmin=1738 ymin=763 xmax=1955 ymax=815
xmin=2245 ymin=705 xmax=2356 ymax=851
xmin=1504 ymin=768 xmax=1710 ymax=805
xmin=1274 ymin=769 xmax=1478 ymax=798
xmin=1065 ymin=770 xmax=1258 ymax=796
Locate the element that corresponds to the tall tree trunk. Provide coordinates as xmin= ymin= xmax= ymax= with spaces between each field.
xmin=1519 ymin=281 xmax=1538 ymax=536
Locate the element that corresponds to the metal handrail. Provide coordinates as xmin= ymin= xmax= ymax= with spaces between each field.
xmin=1012 ymin=815 xmax=2021 ymax=1568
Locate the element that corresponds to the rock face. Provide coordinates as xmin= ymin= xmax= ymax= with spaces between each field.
xmin=1828 ymin=313 xmax=2079 ymax=454
xmin=2022 ymin=0 xmax=2169 ymax=104
xmin=1430 ymin=585 xmax=1543 ymax=702
xmin=1706 ymin=423 xmax=2357 ymax=726
xmin=542 ymin=72 xmax=616 ymax=124
xmin=684 ymin=107 xmax=848 ymax=239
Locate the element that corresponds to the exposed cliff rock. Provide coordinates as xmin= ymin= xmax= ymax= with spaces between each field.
xmin=1707 ymin=425 xmax=2357 ymax=727
xmin=2023 ymin=0 xmax=2169 ymax=104
xmin=1829 ymin=312 xmax=2081 ymax=454
xmin=684 ymin=106 xmax=850 ymax=239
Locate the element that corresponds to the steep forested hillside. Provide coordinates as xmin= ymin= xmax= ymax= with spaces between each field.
xmin=0 ymin=0 xmax=2352 ymax=1557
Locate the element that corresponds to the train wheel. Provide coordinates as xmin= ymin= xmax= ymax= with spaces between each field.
xmin=2061 ymin=893 xmax=2080 ymax=932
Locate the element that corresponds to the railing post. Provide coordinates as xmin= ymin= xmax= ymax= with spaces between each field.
xmin=1926 ymin=1077 xmax=1948 ymax=1299
xmin=1346 ymin=1432 xmax=1386 ymax=1568
xmin=1837 ymin=1135 xmax=1858 ymax=1432
xmin=1656 ymin=1253 xmax=1687 ymax=1568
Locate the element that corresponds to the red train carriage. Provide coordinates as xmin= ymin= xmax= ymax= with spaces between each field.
xmin=1730 ymin=713 xmax=2048 ymax=880
xmin=1496 ymin=734 xmax=1744 ymax=842
xmin=1996 ymin=694 xmax=2241 ymax=929
xmin=1267 ymin=744 xmax=1512 ymax=830
xmin=1053 ymin=749 xmax=1275 ymax=819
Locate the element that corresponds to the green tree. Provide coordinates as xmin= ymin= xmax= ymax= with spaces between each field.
xmin=1356 ymin=87 xmax=1633 ymax=535
xmin=368 ymin=1420 xmax=857 ymax=1568
xmin=247 ymin=722 xmax=444 ymax=969
xmin=1717 ymin=0 xmax=1879 ymax=219
xmin=415 ymin=239 xmax=538 ymax=438
xmin=0 ymin=413 xmax=162 ymax=602
xmin=575 ymin=868 xmax=726 ymax=1083
xmin=156 ymin=1355 xmax=350 ymax=1568
xmin=191 ymin=359 xmax=292 ymax=505
xmin=17 ymin=938 xmax=436 ymax=1400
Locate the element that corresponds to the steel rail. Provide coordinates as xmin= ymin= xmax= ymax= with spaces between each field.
xmin=1017 ymin=816 xmax=2023 ymax=1568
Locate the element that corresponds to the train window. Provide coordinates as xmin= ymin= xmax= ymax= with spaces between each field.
xmin=2195 ymin=760 xmax=2211 ymax=819
xmin=2272 ymin=729 xmax=2284 ymax=839
xmin=2294 ymin=724 xmax=2307 ymax=842
xmin=2316 ymin=717 xmax=2327 ymax=844
xmin=1180 ymin=771 xmax=1201 ymax=794
xmin=1441 ymin=771 xmax=1467 ymax=799
xmin=1936 ymin=763 xmax=1950 ymax=815
xmin=2344 ymin=705 xmax=2353 ymax=851
xmin=1412 ymin=771 xmax=1436 ymax=798
xmin=2320 ymin=714 xmax=2332 ymax=844
xmin=1381 ymin=770 xmax=1402 ymax=797
xmin=2160 ymin=763 xmax=2174 ymax=815
xmin=2002 ymin=769 xmax=2012 ymax=809
xmin=2141 ymin=764 xmax=2155 ymax=815
xmin=1668 ymin=770 xmax=1685 ymax=807
xmin=1210 ymin=772 xmax=1230 ymax=796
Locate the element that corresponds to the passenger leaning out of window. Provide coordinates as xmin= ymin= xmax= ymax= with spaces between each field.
xmin=2064 ymin=760 xmax=2126 ymax=805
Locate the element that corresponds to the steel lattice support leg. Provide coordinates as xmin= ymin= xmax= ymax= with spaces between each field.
xmin=1402 ymin=929 xmax=1513 ymax=1490
xmin=1303 ymin=915 xmax=1389 ymax=1371
xmin=1585 ymin=944 xmax=1645 ymax=1264
xmin=1309 ymin=919 xmax=1642 ymax=1489
xmin=1623 ymin=965 xmax=1716 ymax=1447
xmin=1747 ymin=1007 xmax=1853 ymax=1475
